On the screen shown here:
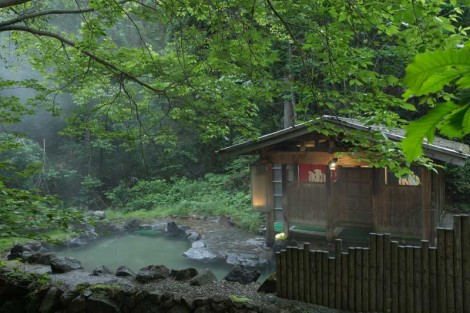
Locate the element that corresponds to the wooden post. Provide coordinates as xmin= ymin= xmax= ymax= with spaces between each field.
xmin=421 ymin=240 xmax=430 ymax=313
xmin=391 ymin=241 xmax=399 ymax=313
xmin=446 ymin=228 xmax=455 ymax=313
xmin=287 ymin=247 xmax=293 ymax=300
xmin=348 ymin=248 xmax=356 ymax=311
xmin=341 ymin=252 xmax=349 ymax=310
xmin=335 ymin=240 xmax=342 ymax=309
xmin=316 ymin=251 xmax=323 ymax=305
xmin=281 ymin=249 xmax=288 ymax=298
xmin=377 ymin=234 xmax=384 ymax=312
xmin=265 ymin=164 xmax=275 ymax=246
xmin=406 ymin=246 xmax=414 ymax=313
xmin=362 ymin=248 xmax=370 ymax=313
xmin=304 ymin=243 xmax=311 ymax=304
xmin=298 ymin=246 xmax=304 ymax=301
xmin=310 ymin=250 xmax=316 ymax=304
xmin=384 ymin=234 xmax=392 ymax=312
xmin=293 ymin=247 xmax=300 ymax=301
xmin=414 ymin=247 xmax=422 ymax=313
xmin=329 ymin=257 xmax=336 ymax=307
xmin=276 ymin=252 xmax=282 ymax=296
xmin=429 ymin=247 xmax=437 ymax=313
xmin=355 ymin=247 xmax=362 ymax=312
xmin=437 ymin=228 xmax=447 ymax=313
xmin=370 ymin=233 xmax=377 ymax=311
xmin=398 ymin=246 xmax=406 ymax=313
xmin=322 ymin=252 xmax=329 ymax=306
xmin=462 ymin=215 xmax=470 ymax=313
xmin=454 ymin=215 xmax=464 ymax=313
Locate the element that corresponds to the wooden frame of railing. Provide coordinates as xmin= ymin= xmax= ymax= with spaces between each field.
xmin=276 ymin=214 xmax=470 ymax=313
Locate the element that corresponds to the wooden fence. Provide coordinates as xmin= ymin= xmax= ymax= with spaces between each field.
xmin=275 ymin=214 xmax=470 ymax=313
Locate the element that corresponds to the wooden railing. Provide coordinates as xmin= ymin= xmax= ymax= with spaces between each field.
xmin=275 ymin=214 xmax=470 ymax=313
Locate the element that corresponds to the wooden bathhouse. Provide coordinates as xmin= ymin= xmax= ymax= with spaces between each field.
xmin=218 ymin=116 xmax=470 ymax=246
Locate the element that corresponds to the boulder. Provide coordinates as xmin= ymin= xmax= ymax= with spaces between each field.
xmin=91 ymin=265 xmax=113 ymax=276
xmin=166 ymin=222 xmax=187 ymax=237
xmin=186 ymin=231 xmax=201 ymax=242
xmin=124 ymin=219 xmax=141 ymax=231
xmin=257 ymin=273 xmax=276 ymax=293
xmin=226 ymin=253 xmax=268 ymax=268
xmin=95 ymin=223 xmax=124 ymax=235
xmin=39 ymin=286 xmax=62 ymax=313
xmin=170 ymin=268 xmax=198 ymax=281
xmin=86 ymin=294 xmax=120 ymax=313
xmin=189 ymin=269 xmax=217 ymax=286
xmin=136 ymin=265 xmax=170 ymax=283
xmin=224 ymin=266 xmax=260 ymax=285
xmin=50 ymin=256 xmax=83 ymax=273
xmin=27 ymin=252 xmax=57 ymax=265
xmin=115 ymin=265 xmax=135 ymax=277
xmin=191 ymin=241 xmax=206 ymax=249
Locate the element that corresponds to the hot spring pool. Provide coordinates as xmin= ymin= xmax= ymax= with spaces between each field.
xmin=60 ymin=233 xmax=269 ymax=280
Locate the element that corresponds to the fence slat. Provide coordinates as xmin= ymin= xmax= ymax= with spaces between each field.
xmin=355 ymin=248 xmax=362 ymax=312
xmin=341 ymin=252 xmax=349 ymax=310
xmin=281 ymin=249 xmax=288 ymax=298
xmin=429 ymin=247 xmax=437 ymax=313
xmin=310 ymin=250 xmax=316 ymax=304
xmin=316 ymin=251 xmax=323 ymax=305
xmin=369 ymin=233 xmax=377 ymax=311
xmin=287 ymin=247 xmax=293 ymax=300
xmin=322 ymin=252 xmax=329 ymax=306
xmin=414 ymin=247 xmax=422 ymax=313
xmin=384 ymin=234 xmax=392 ymax=312
xmin=406 ymin=246 xmax=414 ymax=313
xmin=462 ymin=215 xmax=470 ymax=313
xmin=293 ymin=247 xmax=299 ymax=301
xmin=298 ymin=246 xmax=304 ymax=301
xmin=398 ymin=246 xmax=406 ymax=313
xmin=446 ymin=228 xmax=456 ymax=313
xmin=454 ymin=216 xmax=463 ymax=313
xmin=437 ymin=228 xmax=447 ymax=313
xmin=276 ymin=252 xmax=282 ymax=296
xmin=362 ymin=248 xmax=370 ymax=313
xmin=304 ymin=244 xmax=311 ymax=304
xmin=391 ymin=242 xmax=399 ymax=313
xmin=377 ymin=234 xmax=384 ymax=312
xmin=348 ymin=248 xmax=355 ymax=311
xmin=421 ymin=240 xmax=430 ymax=313
xmin=329 ymin=257 xmax=335 ymax=308
xmin=335 ymin=240 xmax=342 ymax=309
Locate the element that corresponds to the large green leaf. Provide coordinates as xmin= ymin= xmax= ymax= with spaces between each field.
xmin=404 ymin=49 xmax=470 ymax=98
xmin=402 ymin=102 xmax=459 ymax=163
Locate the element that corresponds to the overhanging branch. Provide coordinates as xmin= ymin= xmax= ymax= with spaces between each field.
xmin=0 ymin=25 xmax=165 ymax=96
xmin=0 ymin=0 xmax=30 ymax=9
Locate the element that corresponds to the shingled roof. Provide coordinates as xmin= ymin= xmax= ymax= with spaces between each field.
xmin=218 ymin=115 xmax=470 ymax=166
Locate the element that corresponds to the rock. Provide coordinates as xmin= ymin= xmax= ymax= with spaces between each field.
xmin=191 ymin=240 xmax=206 ymax=249
xmin=166 ymin=222 xmax=187 ymax=237
xmin=224 ymin=265 xmax=260 ymax=284
xmin=115 ymin=265 xmax=135 ymax=277
xmin=136 ymin=265 xmax=170 ymax=283
xmin=50 ymin=256 xmax=83 ymax=273
xmin=183 ymin=244 xmax=225 ymax=263
xmin=7 ymin=243 xmax=35 ymax=260
xmin=272 ymin=239 xmax=297 ymax=254
xmin=59 ymin=289 xmax=80 ymax=307
xmin=139 ymin=224 xmax=153 ymax=230
xmin=91 ymin=265 xmax=113 ymax=276
xmin=86 ymin=294 xmax=120 ymax=313
xmin=124 ymin=219 xmax=141 ymax=231
xmin=27 ymin=252 xmax=57 ymax=265
xmin=226 ymin=253 xmax=268 ymax=268
xmin=189 ymin=269 xmax=217 ymax=286
xmin=170 ymin=268 xmax=198 ymax=281
xmin=257 ymin=273 xmax=276 ymax=293
xmin=168 ymin=303 xmax=190 ymax=313
xmin=88 ymin=210 xmax=106 ymax=220
xmin=39 ymin=286 xmax=62 ymax=313
xmin=186 ymin=231 xmax=201 ymax=242
xmin=95 ymin=223 xmax=124 ymax=235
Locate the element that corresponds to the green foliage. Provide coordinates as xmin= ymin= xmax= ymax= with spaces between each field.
xmin=403 ymin=47 xmax=470 ymax=162
xmin=106 ymin=172 xmax=262 ymax=232
xmin=446 ymin=161 xmax=470 ymax=210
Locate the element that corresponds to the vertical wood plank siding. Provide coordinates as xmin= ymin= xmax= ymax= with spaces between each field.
xmin=276 ymin=215 xmax=470 ymax=312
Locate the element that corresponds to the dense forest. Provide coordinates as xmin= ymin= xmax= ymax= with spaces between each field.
xmin=0 ymin=0 xmax=469 ymax=246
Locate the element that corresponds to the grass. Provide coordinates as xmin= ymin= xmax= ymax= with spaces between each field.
xmin=106 ymin=202 xmax=263 ymax=233
xmin=0 ymin=229 xmax=77 ymax=254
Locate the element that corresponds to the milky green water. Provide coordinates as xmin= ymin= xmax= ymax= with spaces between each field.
xmin=61 ymin=234 xmax=260 ymax=280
